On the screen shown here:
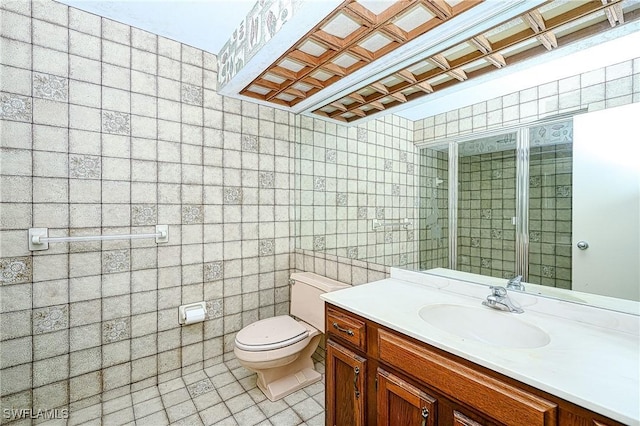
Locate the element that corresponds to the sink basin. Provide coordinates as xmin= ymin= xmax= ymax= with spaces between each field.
xmin=418 ymin=304 xmax=550 ymax=349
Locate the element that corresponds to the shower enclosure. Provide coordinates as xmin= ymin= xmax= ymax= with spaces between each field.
xmin=419 ymin=118 xmax=574 ymax=290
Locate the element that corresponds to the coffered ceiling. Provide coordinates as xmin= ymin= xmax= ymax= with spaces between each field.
xmin=229 ymin=0 xmax=639 ymax=124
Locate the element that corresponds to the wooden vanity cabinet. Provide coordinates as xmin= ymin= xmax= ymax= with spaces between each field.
xmin=325 ymin=303 xmax=624 ymax=426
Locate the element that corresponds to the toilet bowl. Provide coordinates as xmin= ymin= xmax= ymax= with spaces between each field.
xmin=233 ymin=272 xmax=349 ymax=401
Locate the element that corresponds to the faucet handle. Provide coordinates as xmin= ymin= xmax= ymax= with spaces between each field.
xmin=489 ymin=286 xmax=507 ymax=297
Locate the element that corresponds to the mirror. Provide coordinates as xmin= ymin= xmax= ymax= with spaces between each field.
xmin=294 ymin=45 xmax=640 ymax=314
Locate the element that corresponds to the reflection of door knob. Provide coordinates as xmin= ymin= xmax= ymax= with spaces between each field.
xmin=577 ymin=241 xmax=589 ymax=250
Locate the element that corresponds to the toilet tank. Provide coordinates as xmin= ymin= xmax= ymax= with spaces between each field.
xmin=289 ymin=272 xmax=350 ymax=333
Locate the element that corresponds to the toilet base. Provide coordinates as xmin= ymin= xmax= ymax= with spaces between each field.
xmin=259 ymin=367 xmax=322 ymax=402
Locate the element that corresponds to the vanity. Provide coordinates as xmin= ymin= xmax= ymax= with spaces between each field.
xmin=321 ymin=269 xmax=640 ymax=426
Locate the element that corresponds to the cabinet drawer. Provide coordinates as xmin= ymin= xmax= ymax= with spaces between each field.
xmin=378 ymin=329 xmax=557 ymax=426
xmin=327 ymin=307 xmax=366 ymax=350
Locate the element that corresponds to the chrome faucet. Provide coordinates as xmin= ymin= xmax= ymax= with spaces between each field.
xmin=506 ymin=275 xmax=525 ymax=291
xmin=482 ymin=286 xmax=524 ymax=314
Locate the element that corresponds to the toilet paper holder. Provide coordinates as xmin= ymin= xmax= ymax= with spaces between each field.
xmin=178 ymin=302 xmax=208 ymax=325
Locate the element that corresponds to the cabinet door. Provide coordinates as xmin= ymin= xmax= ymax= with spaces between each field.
xmin=326 ymin=339 xmax=366 ymax=426
xmin=377 ymin=368 xmax=437 ymax=426
xmin=454 ymin=410 xmax=484 ymax=426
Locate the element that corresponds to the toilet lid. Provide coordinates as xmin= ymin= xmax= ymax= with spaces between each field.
xmin=235 ymin=315 xmax=309 ymax=352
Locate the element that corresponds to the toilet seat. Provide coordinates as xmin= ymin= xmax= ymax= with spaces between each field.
xmin=235 ymin=315 xmax=310 ymax=352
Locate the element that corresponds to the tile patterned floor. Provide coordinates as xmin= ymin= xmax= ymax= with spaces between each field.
xmin=44 ymin=354 xmax=325 ymax=426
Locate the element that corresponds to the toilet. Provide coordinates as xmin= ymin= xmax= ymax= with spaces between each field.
xmin=233 ymin=272 xmax=349 ymax=401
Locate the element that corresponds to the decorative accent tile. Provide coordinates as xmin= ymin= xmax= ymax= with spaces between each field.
xmin=325 ymin=149 xmax=337 ymax=163
xmin=187 ymin=379 xmax=214 ymax=398
xmin=182 ymin=205 xmax=204 ymax=224
xmin=471 ymin=237 xmax=480 ymax=248
xmin=313 ymin=177 xmax=325 ymax=191
xmin=556 ymin=186 xmax=571 ymax=197
xmin=492 ymin=170 xmax=503 ymax=179
xmin=0 ymin=256 xmax=32 ymax=285
xmin=375 ymin=207 xmax=385 ymax=220
xmin=102 ymin=249 xmax=130 ymax=274
xmin=481 ymin=258 xmax=492 ymax=268
xmin=132 ymin=204 xmax=157 ymax=226
xmin=400 ymin=151 xmax=408 ymax=162
xmin=336 ymin=193 xmax=347 ymax=206
xmin=206 ymin=299 xmax=223 ymax=319
xmin=224 ymin=187 xmax=243 ymax=204
xmin=491 ymin=229 xmax=503 ymax=239
xmin=259 ymin=239 xmax=274 ymax=256
xmin=347 ymin=247 xmax=358 ymax=259
xmin=407 ymin=230 xmax=414 ymax=241
xmin=0 ymin=92 xmax=32 ymax=121
xmin=406 ymin=163 xmax=415 ymax=174
xmin=399 ymin=253 xmax=408 ymax=265
xmin=384 ymin=232 xmax=393 ymax=243
xmin=181 ymin=84 xmax=203 ymax=106
xmin=529 ymin=176 xmax=541 ymax=187
xmin=69 ymin=154 xmax=101 ymax=179
xmin=357 ymin=207 xmax=367 ymax=219
xmin=33 ymin=305 xmax=68 ymax=335
xmin=102 ymin=110 xmax=131 ymax=135
xmin=217 ymin=0 xmax=299 ymax=88
xmin=204 ymin=261 xmax=223 ymax=282
xmin=391 ymin=184 xmax=400 ymax=196
xmin=481 ymin=209 xmax=492 ymax=219
xmin=357 ymin=128 xmax=367 ymax=142
xmin=313 ymin=236 xmax=325 ymax=251
xmin=242 ymin=135 xmax=259 ymax=152
xmin=33 ymin=73 xmax=68 ymax=101
xmin=530 ymin=231 xmax=541 ymax=242
xmin=259 ymin=172 xmax=274 ymax=188
xmin=103 ymin=317 xmax=130 ymax=343
xmin=384 ymin=160 xmax=393 ymax=171
xmin=542 ymin=265 xmax=555 ymax=278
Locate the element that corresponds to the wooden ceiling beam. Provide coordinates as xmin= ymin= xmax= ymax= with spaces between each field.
xmin=414 ymin=81 xmax=434 ymax=93
xmin=537 ymin=31 xmax=558 ymax=51
xmin=371 ymin=82 xmax=389 ymax=95
xmin=321 ymin=62 xmax=347 ymax=77
xmin=352 ymin=108 xmax=366 ymax=117
xmin=380 ymin=24 xmax=408 ymax=43
xmin=602 ymin=0 xmax=625 ymax=26
xmin=311 ymin=30 xmax=344 ymax=50
xmin=288 ymin=50 xmax=320 ymax=67
xmin=397 ymin=69 xmax=417 ymax=84
xmin=348 ymin=93 xmax=366 ymax=103
xmin=470 ymin=34 xmax=492 ymax=54
xmin=421 ymin=0 xmax=452 ymax=20
xmin=369 ymin=101 xmax=385 ymax=110
xmin=522 ymin=10 xmax=546 ymax=32
xmin=301 ymin=76 xmax=325 ymax=89
xmin=389 ymin=92 xmax=407 ymax=103
xmin=485 ymin=52 xmax=507 ymax=68
xmin=350 ymin=45 xmax=375 ymax=62
xmin=254 ymin=78 xmax=283 ymax=91
xmin=284 ymin=88 xmax=306 ymax=99
xmin=329 ymin=101 xmax=348 ymax=112
xmin=345 ymin=2 xmax=377 ymax=25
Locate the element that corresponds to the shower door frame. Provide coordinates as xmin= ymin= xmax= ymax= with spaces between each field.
xmin=430 ymin=114 xmax=575 ymax=280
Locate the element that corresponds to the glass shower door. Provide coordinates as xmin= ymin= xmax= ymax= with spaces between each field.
xmin=456 ymin=132 xmax=518 ymax=279
xmin=527 ymin=121 xmax=573 ymax=289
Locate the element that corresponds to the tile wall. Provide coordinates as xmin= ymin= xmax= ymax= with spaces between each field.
xmin=418 ymin=147 xmax=448 ymax=270
xmin=457 ymin=149 xmax=517 ymax=278
xmin=295 ymin=114 xmax=420 ymax=269
xmin=0 ymin=0 xmax=295 ymax=417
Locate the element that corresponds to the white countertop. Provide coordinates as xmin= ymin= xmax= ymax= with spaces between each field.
xmin=321 ymin=269 xmax=640 ymax=425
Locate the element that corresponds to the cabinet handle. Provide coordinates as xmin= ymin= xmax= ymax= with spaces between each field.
xmin=354 ymin=366 xmax=361 ymax=398
xmin=333 ymin=322 xmax=354 ymax=336
xmin=421 ymin=407 xmax=429 ymax=426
